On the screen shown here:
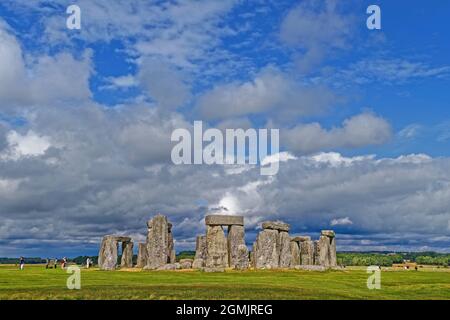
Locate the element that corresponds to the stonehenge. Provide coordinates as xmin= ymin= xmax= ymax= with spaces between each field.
xmin=251 ymin=222 xmax=337 ymax=270
xmin=194 ymin=215 xmax=249 ymax=271
xmin=99 ymin=213 xmax=338 ymax=272
xmin=98 ymin=235 xmax=133 ymax=270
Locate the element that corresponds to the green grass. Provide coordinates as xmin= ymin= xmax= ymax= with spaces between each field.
xmin=0 ymin=265 xmax=449 ymax=300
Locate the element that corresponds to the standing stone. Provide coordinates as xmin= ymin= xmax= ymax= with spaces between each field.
xmin=145 ymin=214 xmax=169 ymax=269
xmin=320 ymin=230 xmax=337 ymax=267
xmin=121 ymin=241 xmax=134 ymax=268
xmin=278 ymin=231 xmax=292 ymax=268
xmin=329 ymin=237 xmax=337 ymax=267
xmin=227 ymin=225 xmax=248 ymax=269
xmin=168 ymin=223 xmax=175 ymax=263
xmin=136 ymin=243 xmax=148 ymax=268
xmin=98 ymin=235 xmax=119 ymax=270
xmin=250 ymin=242 xmax=256 ymax=268
xmin=300 ymin=240 xmax=315 ymax=265
xmin=254 ymin=229 xmax=279 ymax=269
xmin=315 ymin=236 xmax=330 ymax=267
xmin=236 ymin=244 xmax=249 ymax=270
xmin=192 ymin=235 xmax=207 ymax=269
xmin=205 ymin=226 xmax=229 ymax=269
xmin=290 ymin=241 xmax=300 ymax=267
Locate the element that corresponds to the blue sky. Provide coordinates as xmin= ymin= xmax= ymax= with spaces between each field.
xmin=0 ymin=0 xmax=449 ymax=257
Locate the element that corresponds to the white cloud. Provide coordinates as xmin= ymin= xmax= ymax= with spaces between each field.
xmin=196 ymin=67 xmax=336 ymax=121
xmin=1 ymin=130 xmax=51 ymax=160
xmin=280 ymin=0 xmax=354 ymax=73
xmin=323 ymin=58 xmax=450 ymax=87
xmin=283 ymin=112 xmax=392 ymax=154
xmin=0 ymin=21 xmax=28 ymax=105
xmin=138 ymin=58 xmax=191 ymax=110
xmin=330 ymin=217 xmax=353 ymax=226
xmin=0 ymin=22 xmax=92 ymax=107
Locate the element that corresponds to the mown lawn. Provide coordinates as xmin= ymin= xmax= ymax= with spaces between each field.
xmin=0 ymin=265 xmax=448 ymax=300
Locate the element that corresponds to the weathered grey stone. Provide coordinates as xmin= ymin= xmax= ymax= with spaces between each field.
xmin=192 ymin=258 xmax=204 ymax=269
xmin=120 ymin=241 xmax=134 ymax=268
xmin=315 ymin=236 xmax=330 ymax=267
xmin=98 ymin=235 xmax=119 ymax=270
xmin=146 ymin=214 xmax=169 ymax=269
xmin=136 ymin=243 xmax=148 ymax=268
xmin=227 ymin=225 xmax=248 ymax=269
xmin=329 ymin=236 xmax=337 ymax=267
xmin=98 ymin=235 xmax=132 ymax=270
xmin=254 ymin=229 xmax=278 ymax=269
xmin=157 ymin=263 xmax=177 ymax=271
xmin=170 ymin=249 xmax=176 ymax=264
xmin=192 ymin=235 xmax=207 ymax=269
xmin=205 ymin=215 xmax=244 ymax=226
xmin=262 ymin=221 xmax=290 ymax=232
xmin=205 ymin=225 xmax=229 ymax=269
xmin=278 ymin=231 xmax=292 ymax=268
xmin=236 ymin=244 xmax=250 ymax=270
xmin=320 ymin=230 xmax=336 ymax=238
xmin=314 ymin=231 xmax=337 ymax=267
xmin=294 ymin=265 xmax=326 ymax=272
xmin=168 ymin=223 xmax=175 ymax=263
xmin=250 ymin=243 xmax=256 ymax=268
xmin=290 ymin=241 xmax=300 ymax=267
xmin=203 ymin=267 xmax=225 ymax=272
xmin=300 ymin=240 xmax=314 ymax=265
xmin=291 ymin=236 xmax=311 ymax=242
xmin=180 ymin=259 xmax=193 ymax=269
xmin=321 ymin=230 xmax=335 ymax=238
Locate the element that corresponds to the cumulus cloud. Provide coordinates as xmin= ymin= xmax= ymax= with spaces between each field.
xmin=196 ymin=67 xmax=336 ymax=122
xmin=138 ymin=59 xmax=191 ymax=110
xmin=283 ymin=112 xmax=392 ymax=154
xmin=0 ymin=21 xmax=92 ymax=109
xmin=280 ymin=0 xmax=354 ymax=73
xmin=330 ymin=217 xmax=353 ymax=226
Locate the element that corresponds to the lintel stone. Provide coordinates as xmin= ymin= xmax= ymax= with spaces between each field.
xmin=262 ymin=221 xmax=290 ymax=232
xmin=291 ymin=236 xmax=311 ymax=242
xmin=205 ymin=215 xmax=244 ymax=226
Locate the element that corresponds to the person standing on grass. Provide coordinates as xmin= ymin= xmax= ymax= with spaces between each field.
xmin=19 ymin=257 xmax=25 ymax=270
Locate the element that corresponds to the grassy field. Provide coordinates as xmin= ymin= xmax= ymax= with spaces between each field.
xmin=0 ymin=265 xmax=449 ymax=300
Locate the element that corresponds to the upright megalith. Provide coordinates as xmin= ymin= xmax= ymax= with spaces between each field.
xmin=168 ymin=223 xmax=176 ymax=263
xmin=228 ymin=225 xmax=248 ymax=269
xmin=253 ymin=229 xmax=279 ymax=269
xmin=278 ymin=231 xmax=292 ymax=268
xmin=193 ymin=235 xmax=207 ymax=269
xmin=136 ymin=243 xmax=148 ymax=268
xmin=314 ymin=230 xmax=337 ymax=267
xmin=289 ymin=239 xmax=300 ymax=267
xmin=205 ymin=225 xmax=229 ymax=270
xmin=253 ymin=221 xmax=291 ymax=269
xmin=146 ymin=214 xmax=169 ymax=269
xmin=98 ymin=235 xmax=132 ymax=270
xmin=297 ymin=236 xmax=314 ymax=265
xmin=201 ymin=215 xmax=247 ymax=271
